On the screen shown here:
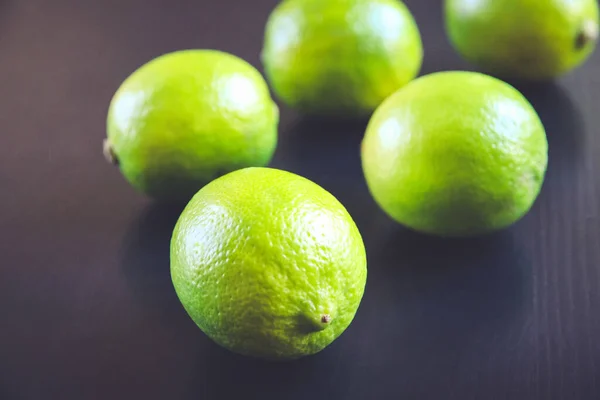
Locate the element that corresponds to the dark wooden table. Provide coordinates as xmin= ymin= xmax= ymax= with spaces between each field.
xmin=1 ymin=0 xmax=599 ymax=399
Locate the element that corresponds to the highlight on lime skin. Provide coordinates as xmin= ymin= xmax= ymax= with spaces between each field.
xmin=170 ymin=167 xmax=367 ymax=360
xmin=104 ymin=49 xmax=279 ymax=203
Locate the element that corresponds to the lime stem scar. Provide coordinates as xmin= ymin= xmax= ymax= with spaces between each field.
xmin=321 ymin=314 xmax=332 ymax=324
xmin=103 ymin=139 xmax=119 ymax=166
xmin=576 ymin=20 xmax=599 ymax=49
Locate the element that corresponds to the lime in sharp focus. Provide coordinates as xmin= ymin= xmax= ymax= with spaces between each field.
xmin=105 ymin=50 xmax=279 ymax=202
xmin=170 ymin=167 xmax=367 ymax=360
xmin=446 ymin=0 xmax=599 ymax=79
xmin=362 ymin=71 xmax=548 ymax=237
xmin=262 ymin=0 xmax=423 ymax=115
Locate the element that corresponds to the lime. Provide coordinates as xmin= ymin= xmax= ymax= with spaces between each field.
xmin=170 ymin=167 xmax=367 ymax=360
xmin=105 ymin=50 xmax=279 ymax=202
xmin=445 ymin=0 xmax=599 ymax=79
xmin=261 ymin=0 xmax=423 ymax=115
xmin=361 ymin=71 xmax=548 ymax=237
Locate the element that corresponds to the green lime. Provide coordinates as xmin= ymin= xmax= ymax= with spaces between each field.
xmin=261 ymin=0 xmax=423 ymax=115
xmin=105 ymin=50 xmax=279 ymax=202
xmin=445 ymin=0 xmax=599 ymax=79
xmin=361 ymin=71 xmax=548 ymax=237
xmin=170 ymin=167 xmax=367 ymax=360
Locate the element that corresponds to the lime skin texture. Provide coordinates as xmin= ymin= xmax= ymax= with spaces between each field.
xmin=362 ymin=71 xmax=548 ymax=237
xmin=106 ymin=50 xmax=279 ymax=202
xmin=445 ymin=0 xmax=599 ymax=79
xmin=170 ymin=167 xmax=368 ymax=360
xmin=262 ymin=0 xmax=423 ymax=115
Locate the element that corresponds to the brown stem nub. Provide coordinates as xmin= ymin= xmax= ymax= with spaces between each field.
xmin=103 ymin=139 xmax=119 ymax=166
xmin=321 ymin=314 xmax=332 ymax=324
xmin=576 ymin=20 xmax=599 ymax=50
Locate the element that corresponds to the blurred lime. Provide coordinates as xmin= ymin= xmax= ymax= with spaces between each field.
xmin=262 ymin=0 xmax=423 ymax=115
xmin=171 ymin=167 xmax=367 ymax=360
xmin=105 ymin=50 xmax=279 ymax=202
xmin=362 ymin=71 xmax=548 ymax=236
xmin=446 ymin=0 xmax=599 ymax=79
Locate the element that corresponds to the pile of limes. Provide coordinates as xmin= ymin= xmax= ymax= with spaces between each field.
xmin=104 ymin=0 xmax=598 ymax=360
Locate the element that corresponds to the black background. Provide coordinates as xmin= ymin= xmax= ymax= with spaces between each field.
xmin=1 ymin=0 xmax=599 ymax=399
